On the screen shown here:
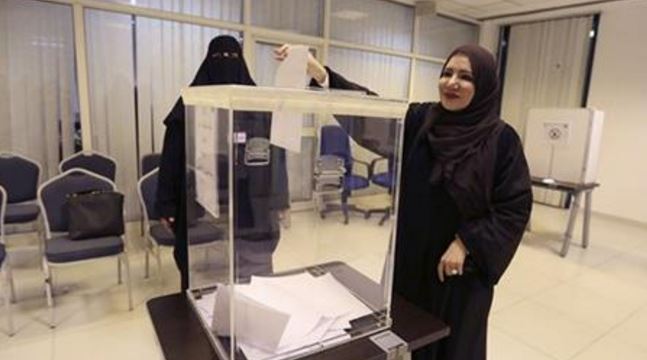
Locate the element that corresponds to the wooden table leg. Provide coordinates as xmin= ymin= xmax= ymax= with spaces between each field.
xmin=583 ymin=190 xmax=592 ymax=249
xmin=561 ymin=191 xmax=582 ymax=257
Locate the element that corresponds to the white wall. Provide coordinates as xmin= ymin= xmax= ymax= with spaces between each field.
xmin=587 ymin=0 xmax=647 ymax=223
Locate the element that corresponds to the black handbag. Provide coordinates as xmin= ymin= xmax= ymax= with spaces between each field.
xmin=66 ymin=190 xmax=125 ymax=240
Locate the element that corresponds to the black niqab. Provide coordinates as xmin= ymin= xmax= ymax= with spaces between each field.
xmin=425 ymin=45 xmax=506 ymax=219
xmin=163 ymin=35 xmax=255 ymax=126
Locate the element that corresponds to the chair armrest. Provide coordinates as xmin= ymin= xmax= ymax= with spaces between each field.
xmin=368 ymin=157 xmax=388 ymax=178
xmin=352 ymin=158 xmax=371 ymax=177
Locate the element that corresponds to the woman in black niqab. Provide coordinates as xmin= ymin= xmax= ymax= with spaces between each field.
xmin=156 ymin=35 xmax=289 ymax=290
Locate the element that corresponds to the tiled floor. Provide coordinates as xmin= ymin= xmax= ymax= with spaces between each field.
xmin=1 ymin=203 xmax=647 ymax=359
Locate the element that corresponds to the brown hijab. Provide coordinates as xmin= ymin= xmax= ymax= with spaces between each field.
xmin=426 ymin=45 xmax=506 ymax=219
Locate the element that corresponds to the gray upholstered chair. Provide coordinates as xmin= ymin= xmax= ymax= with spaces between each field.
xmin=137 ymin=168 xmax=223 ymax=279
xmin=38 ymin=168 xmax=132 ymax=327
xmin=140 ymin=153 xmax=161 ymax=176
xmin=0 ymin=152 xmax=41 ymax=229
xmin=0 ymin=185 xmax=15 ymax=336
xmin=59 ymin=151 xmax=117 ymax=181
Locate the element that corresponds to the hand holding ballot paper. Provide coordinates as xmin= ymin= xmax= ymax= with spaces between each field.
xmin=270 ymin=45 xmax=310 ymax=153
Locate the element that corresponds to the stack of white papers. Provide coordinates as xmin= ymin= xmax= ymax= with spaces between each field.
xmin=195 ymin=272 xmax=375 ymax=360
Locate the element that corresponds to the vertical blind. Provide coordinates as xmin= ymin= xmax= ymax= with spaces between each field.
xmin=0 ymin=0 xmax=78 ymax=178
xmin=501 ymin=15 xmax=593 ymax=138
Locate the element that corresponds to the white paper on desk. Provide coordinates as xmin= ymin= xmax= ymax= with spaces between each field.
xmin=239 ymin=323 xmax=351 ymax=360
xmin=212 ymin=284 xmax=290 ymax=352
xmin=270 ymin=45 xmax=309 ymax=153
xmin=195 ymin=291 xmax=217 ymax=324
xmin=251 ymin=273 xmax=348 ymax=319
xmin=236 ymin=282 xmax=324 ymax=350
xmin=194 ymin=107 xmax=219 ymax=218
xmin=251 ymin=272 xmax=374 ymax=331
xmin=311 ymin=273 xmax=375 ymax=330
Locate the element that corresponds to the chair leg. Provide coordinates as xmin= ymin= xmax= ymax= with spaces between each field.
xmin=37 ymin=216 xmax=45 ymax=257
xmin=7 ymin=260 xmax=16 ymax=304
xmin=121 ymin=254 xmax=133 ymax=311
xmin=117 ymin=257 xmax=122 ymax=285
xmin=156 ymin=247 xmax=163 ymax=282
xmin=144 ymin=250 xmax=150 ymax=279
xmin=42 ymin=258 xmax=55 ymax=328
xmin=341 ymin=193 xmax=349 ymax=225
xmin=378 ymin=211 xmax=390 ymax=226
xmin=3 ymin=264 xmax=14 ymax=336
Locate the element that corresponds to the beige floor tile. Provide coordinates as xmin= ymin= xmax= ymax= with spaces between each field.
xmin=566 ymin=270 xmax=647 ymax=310
xmin=530 ymin=281 xmax=641 ymax=330
xmin=570 ymin=333 xmax=647 ymax=360
xmin=0 ymin=337 xmax=54 ymax=360
xmin=488 ymin=326 xmax=557 ymax=360
xmin=51 ymin=308 xmax=162 ymax=360
xmin=511 ymin=240 xmax=586 ymax=282
xmin=490 ymin=286 xmax=527 ymax=314
xmin=607 ymin=305 xmax=647 ymax=353
xmin=595 ymin=252 xmax=647 ymax=291
xmin=495 ymin=259 xmax=563 ymax=298
xmin=490 ymin=300 xmax=604 ymax=360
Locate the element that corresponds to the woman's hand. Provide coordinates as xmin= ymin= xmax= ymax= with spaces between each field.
xmin=273 ymin=44 xmax=327 ymax=84
xmin=437 ymin=237 xmax=469 ymax=282
xmin=160 ymin=217 xmax=175 ymax=231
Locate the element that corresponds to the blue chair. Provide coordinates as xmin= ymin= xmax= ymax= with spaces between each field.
xmin=137 ymin=169 xmax=224 ymax=279
xmin=0 ymin=185 xmax=15 ymax=336
xmin=318 ymin=125 xmax=370 ymax=224
xmin=369 ymin=156 xmax=396 ymax=226
xmin=0 ymin=152 xmax=41 ymax=230
xmin=38 ymin=168 xmax=132 ymax=327
xmin=59 ymin=151 xmax=117 ymax=181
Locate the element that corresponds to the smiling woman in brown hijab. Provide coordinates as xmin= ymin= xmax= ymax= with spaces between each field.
xmin=276 ymin=44 xmax=532 ymax=360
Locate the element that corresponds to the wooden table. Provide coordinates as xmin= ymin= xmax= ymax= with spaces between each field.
xmin=531 ymin=177 xmax=600 ymax=257
xmin=147 ymin=262 xmax=449 ymax=360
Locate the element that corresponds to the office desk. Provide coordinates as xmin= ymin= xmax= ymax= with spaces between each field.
xmin=148 ymin=292 xmax=448 ymax=360
xmin=531 ymin=177 xmax=600 ymax=257
xmin=147 ymin=260 xmax=449 ymax=360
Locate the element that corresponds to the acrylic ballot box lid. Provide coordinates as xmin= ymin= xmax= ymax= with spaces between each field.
xmin=181 ymin=85 xmax=408 ymax=119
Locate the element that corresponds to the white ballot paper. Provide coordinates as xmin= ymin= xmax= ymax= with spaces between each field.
xmin=194 ymin=107 xmax=219 ymax=218
xmin=212 ymin=284 xmax=290 ymax=352
xmin=207 ymin=271 xmax=375 ymax=360
xmin=271 ymin=45 xmax=309 ymax=153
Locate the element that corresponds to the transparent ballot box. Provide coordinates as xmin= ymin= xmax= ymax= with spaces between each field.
xmin=182 ymin=85 xmax=407 ymax=360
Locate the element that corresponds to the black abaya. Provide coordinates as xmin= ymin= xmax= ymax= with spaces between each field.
xmin=156 ymin=36 xmax=289 ymax=289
